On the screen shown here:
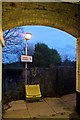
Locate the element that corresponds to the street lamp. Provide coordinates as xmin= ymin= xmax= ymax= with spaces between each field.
xmin=25 ymin=33 xmax=32 ymax=40
xmin=24 ymin=33 xmax=32 ymax=84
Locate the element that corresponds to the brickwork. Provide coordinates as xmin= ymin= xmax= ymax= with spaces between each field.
xmin=2 ymin=2 xmax=80 ymax=37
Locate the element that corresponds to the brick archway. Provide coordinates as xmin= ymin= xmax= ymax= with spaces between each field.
xmin=2 ymin=2 xmax=80 ymax=112
xmin=2 ymin=2 xmax=80 ymax=37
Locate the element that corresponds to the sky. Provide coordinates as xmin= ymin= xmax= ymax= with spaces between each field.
xmin=22 ymin=25 xmax=76 ymax=61
xmin=2 ymin=25 xmax=76 ymax=64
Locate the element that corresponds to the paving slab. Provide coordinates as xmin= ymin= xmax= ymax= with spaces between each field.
xmin=61 ymin=100 xmax=76 ymax=110
xmin=44 ymin=98 xmax=71 ymax=114
xmin=3 ymin=100 xmax=30 ymax=118
xmin=26 ymin=99 xmax=56 ymax=118
xmin=7 ymin=100 xmax=27 ymax=111
xmin=3 ymin=109 xmax=30 ymax=118
xmin=61 ymin=93 xmax=76 ymax=102
xmin=60 ymin=93 xmax=76 ymax=110
xmin=3 ymin=93 xmax=80 ymax=119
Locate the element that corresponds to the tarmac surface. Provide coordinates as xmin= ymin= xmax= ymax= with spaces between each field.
xmin=2 ymin=93 xmax=80 ymax=119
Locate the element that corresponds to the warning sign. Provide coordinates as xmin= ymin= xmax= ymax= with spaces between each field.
xmin=21 ymin=55 xmax=32 ymax=62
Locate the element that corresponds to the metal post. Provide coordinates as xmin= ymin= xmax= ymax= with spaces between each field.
xmin=24 ymin=33 xmax=32 ymax=85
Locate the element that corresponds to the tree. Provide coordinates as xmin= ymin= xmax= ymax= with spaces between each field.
xmin=33 ymin=43 xmax=61 ymax=67
xmin=49 ymin=49 xmax=61 ymax=67
xmin=3 ymin=27 xmax=35 ymax=65
xmin=62 ymin=58 xmax=76 ymax=68
xmin=2 ymin=27 xmax=26 ymax=64
xmin=3 ymin=27 xmax=24 ymax=41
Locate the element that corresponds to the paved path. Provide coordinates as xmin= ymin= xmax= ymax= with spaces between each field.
xmin=3 ymin=93 xmax=80 ymax=119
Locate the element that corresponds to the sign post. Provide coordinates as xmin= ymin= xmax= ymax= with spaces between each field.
xmin=24 ymin=33 xmax=32 ymax=84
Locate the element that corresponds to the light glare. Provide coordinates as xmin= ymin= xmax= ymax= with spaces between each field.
xmin=25 ymin=33 xmax=32 ymax=40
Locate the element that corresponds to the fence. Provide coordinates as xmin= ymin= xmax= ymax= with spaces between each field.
xmin=2 ymin=66 xmax=76 ymax=103
xmin=27 ymin=66 xmax=76 ymax=97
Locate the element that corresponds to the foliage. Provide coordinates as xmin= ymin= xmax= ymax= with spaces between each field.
xmin=62 ymin=58 xmax=76 ymax=68
xmin=33 ymin=43 xmax=61 ymax=67
xmin=2 ymin=27 xmax=34 ymax=64
xmin=3 ymin=27 xmax=24 ymax=41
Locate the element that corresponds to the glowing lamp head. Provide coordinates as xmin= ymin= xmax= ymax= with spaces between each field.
xmin=25 ymin=33 xmax=32 ymax=40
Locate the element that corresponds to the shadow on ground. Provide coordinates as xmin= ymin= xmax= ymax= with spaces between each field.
xmin=69 ymin=110 xmax=80 ymax=120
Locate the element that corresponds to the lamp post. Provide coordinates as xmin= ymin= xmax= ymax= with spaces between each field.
xmin=24 ymin=33 xmax=32 ymax=84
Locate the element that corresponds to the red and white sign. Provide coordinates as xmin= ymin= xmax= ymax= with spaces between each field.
xmin=21 ymin=55 xmax=32 ymax=62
